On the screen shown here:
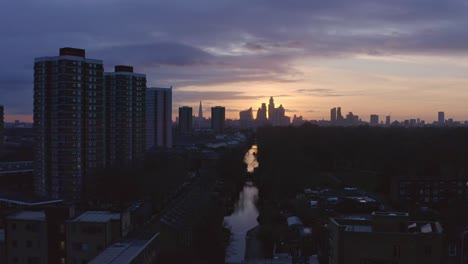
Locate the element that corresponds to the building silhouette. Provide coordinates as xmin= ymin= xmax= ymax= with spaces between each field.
xmin=267 ymin=97 xmax=289 ymax=126
xmin=268 ymin=97 xmax=275 ymax=122
xmin=370 ymin=114 xmax=379 ymax=126
xmin=239 ymin=107 xmax=254 ymax=129
xmin=337 ymin=107 xmax=343 ymax=121
xmin=104 ymin=65 xmax=146 ymax=167
xmin=256 ymin=103 xmax=268 ymax=125
xmin=33 ymin=48 xmax=106 ymax=200
xmin=211 ymin=106 xmax=225 ymax=134
xmin=346 ymin=112 xmax=359 ymax=123
xmin=385 ymin=115 xmax=391 ymax=126
xmin=330 ymin=108 xmax=337 ymax=122
xmin=178 ymin=106 xmax=192 ymax=134
xmin=198 ymin=101 xmax=203 ymax=120
xmin=292 ymin=115 xmax=305 ymax=126
xmin=146 ymin=87 xmax=172 ymax=149
xmin=438 ymin=111 xmax=445 ymax=125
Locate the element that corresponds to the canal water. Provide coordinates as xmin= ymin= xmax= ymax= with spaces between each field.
xmin=224 ymin=145 xmax=260 ymax=263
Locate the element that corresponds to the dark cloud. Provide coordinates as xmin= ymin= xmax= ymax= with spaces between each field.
xmin=2 ymin=0 xmax=468 ymax=116
xmin=244 ymin=42 xmax=267 ymax=51
xmin=92 ymin=42 xmax=215 ymax=67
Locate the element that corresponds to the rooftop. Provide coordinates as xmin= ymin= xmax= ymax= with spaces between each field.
xmin=331 ymin=215 xmax=443 ymax=234
xmin=302 ymin=227 xmax=313 ymax=235
xmin=0 ymin=161 xmax=34 ymax=174
xmin=114 ymin=65 xmax=133 ymax=73
xmin=89 ymin=233 xmax=159 ymax=264
xmin=7 ymin=210 xmax=46 ymax=221
xmin=287 ymin=216 xmax=303 ymax=227
xmin=147 ymin=86 xmax=172 ymax=91
xmin=372 ymin=211 xmax=408 ymax=217
xmin=0 ymin=191 xmax=63 ymax=206
xmin=346 ymin=196 xmax=376 ymax=203
xmin=69 ymin=211 xmax=120 ymax=223
xmin=345 ymin=225 xmax=372 ymax=232
xmin=59 ymin=47 xmax=85 ymax=57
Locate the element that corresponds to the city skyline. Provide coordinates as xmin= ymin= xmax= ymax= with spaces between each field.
xmin=2 ymin=1 xmax=468 ymax=123
xmin=2 ymin=2 xmax=468 ymax=262
xmin=1 ymin=97 xmax=461 ymax=124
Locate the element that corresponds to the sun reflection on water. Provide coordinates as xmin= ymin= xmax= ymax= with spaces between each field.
xmin=244 ymin=145 xmax=259 ymax=173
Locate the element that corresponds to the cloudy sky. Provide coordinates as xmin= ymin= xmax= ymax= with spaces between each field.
xmin=2 ymin=0 xmax=468 ymax=122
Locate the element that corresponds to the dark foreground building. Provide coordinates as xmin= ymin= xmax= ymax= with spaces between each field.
xmin=328 ymin=212 xmax=444 ymax=264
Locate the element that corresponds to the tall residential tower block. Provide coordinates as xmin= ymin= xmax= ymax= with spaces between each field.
xmin=34 ymin=48 xmax=106 ymax=200
xmin=211 ymin=106 xmax=225 ymax=134
xmin=104 ymin=65 xmax=146 ymax=167
xmin=146 ymin=87 xmax=172 ymax=149
xmin=178 ymin=106 xmax=192 ymax=134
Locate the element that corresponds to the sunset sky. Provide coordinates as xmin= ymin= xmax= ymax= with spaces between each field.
xmin=2 ymin=0 xmax=468 ymax=122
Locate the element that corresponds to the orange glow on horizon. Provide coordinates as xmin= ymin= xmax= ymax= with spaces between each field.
xmin=4 ymin=114 xmax=33 ymax=123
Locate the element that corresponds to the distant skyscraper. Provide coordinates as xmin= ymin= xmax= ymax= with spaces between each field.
xmin=257 ymin=98 xmax=290 ymax=126
xmin=292 ymin=115 xmax=304 ymax=126
xmin=370 ymin=114 xmax=379 ymax=126
xmin=277 ymin=104 xmax=288 ymax=126
xmin=346 ymin=112 xmax=358 ymax=122
xmin=385 ymin=116 xmax=391 ymax=126
xmin=266 ymin=97 xmax=288 ymax=126
xmin=146 ymin=87 xmax=172 ymax=150
xmin=179 ymin=106 xmax=192 ymax=134
xmin=330 ymin=108 xmax=337 ymax=122
xmin=0 ymin=105 xmax=4 ymax=150
xmin=33 ymin=47 xmax=106 ymax=200
xmin=198 ymin=101 xmax=203 ymax=119
xmin=196 ymin=101 xmax=204 ymax=129
xmin=268 ymin=97 xmax=275 ymax=121
xmin=105 ymin=65 xmax=146 ymax=167
xmin=211 ymin=106 xmax=226 ymax=134
xmin=256 ymin=103 xmax=268 ymax=125
xmin=239 ymin=107 xmax=254 ymax=129
xmin=438 ymin=111 xmax=445 ymax=125
xmin=337 ymin=107 xmax=343 ymax=121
